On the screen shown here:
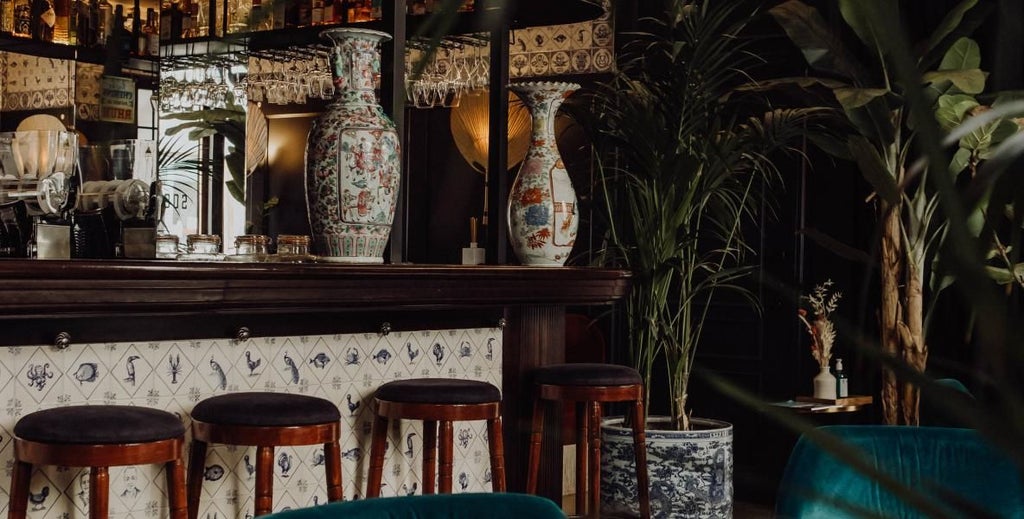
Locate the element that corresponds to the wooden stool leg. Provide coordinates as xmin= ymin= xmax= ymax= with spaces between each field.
xmin=438 ymin=421 xmax=454 ymax=494
xmin=631 ymin=398 xmax=651 ymax=519
xmin=323 ymin=440 xmax=343 ymax=503
xmin=166 ymin=458 xmax=188 ymax=519
xmin=254 ymin=446 xmax=275 ymax=516
xmin=366 ymin=414 xmax=389 ymax=498
xmin=422 ymin=420 xmax=437 ymax=495
xmin=525 ymin=396 xmax=545 ymax=494
xmin=89 ymin=467 xmax=108 ymax=519
xmin=576 ymin=401 xmax=589 ymax=516
xmin=186 ymin=440 xmax=208 ymax=519
xmin=588 ymin=402 xmax=602 ymax=519
xmin=8 ymin=459 xmax=32 ymax=519
xmin=486 ymin=414 xmax=506 ymax=492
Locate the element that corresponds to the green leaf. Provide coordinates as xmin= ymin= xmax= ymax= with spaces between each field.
xmin=834 ymin=87 xmax=892 ymax=110
xmin=226 ymin=180 xmax=244 ymax=206
xmin=949 ymin=147 xmax=973 ymax=175
xmin=848 ymin=136 xmax=901 ymax=204
xmin=838 ymin=0 xmax=882 ymax=54
xmin=935 ymin=94 xmax=979 ymax=131
xmin=921 ymin=0 xmax=980 ymax=58
xmin=922 ymin=69 xmax=987 ymax=94
xmin=767 ymin=0 xmax=865 ymax=80
xmin=939 ymin=37 xmax=981 ymax=71
xmin=984 ymin=264 xmax=1024 ymax=285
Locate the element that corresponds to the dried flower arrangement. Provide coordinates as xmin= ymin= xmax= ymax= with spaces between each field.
xmin=797 ymin=280 xmax=842 ymax=369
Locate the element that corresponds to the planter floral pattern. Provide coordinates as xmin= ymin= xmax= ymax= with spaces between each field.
xmin=305 ymin=28 xmax=400 ymax=263
xmin=507 ymin=81 xmax=579 ymax=266
xmin=601 ymin=416 xmax=733 ymax=518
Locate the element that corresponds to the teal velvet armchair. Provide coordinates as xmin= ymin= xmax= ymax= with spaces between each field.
xmin=775 ymin=425 xmax=1024 ymax=518
xmin=262 ymin=493 xmax=567 ymax=519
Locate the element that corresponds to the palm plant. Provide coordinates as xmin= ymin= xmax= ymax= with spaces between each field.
xmin=583 ymin=0 xmax=832 ymax=430
xmin=769 ymin=0 xmax=1024 ymax=425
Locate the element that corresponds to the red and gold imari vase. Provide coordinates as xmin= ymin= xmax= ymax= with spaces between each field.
xmin=305 ymin=28 xmax=400 ymax=263
xmin=507 ymin=81 xmax=579 ymax=266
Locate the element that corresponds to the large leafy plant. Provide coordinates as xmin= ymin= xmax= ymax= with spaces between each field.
xmin=584 ymin=0 xmax=830 ymax=430
xmin=769 ymin=0 xmax=1023 ymax=425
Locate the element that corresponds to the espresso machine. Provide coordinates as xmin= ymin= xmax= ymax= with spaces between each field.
xmin=74 ymin=139 xmax=162 ymax=259
xmin=0 ymin=130 xmax=78 ymax=259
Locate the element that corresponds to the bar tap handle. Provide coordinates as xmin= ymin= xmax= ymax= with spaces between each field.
xmin=54 ymin=331 xmax=71 ymax=350
xmin=235 ymin=326 xmax=251 ymax=343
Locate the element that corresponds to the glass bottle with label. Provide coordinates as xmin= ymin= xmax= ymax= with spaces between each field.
xmin=13 ymin=0 xmax=32 ymax=37
xmin=144 ymin=7 xmax=158 ymax=55
xmin=835 ymin=358 xmax=849 ymax=398
xmin=95 ymin=0 xmax=110 ymax=44
xmin=1 ymin=0 xmax=14 ymax=34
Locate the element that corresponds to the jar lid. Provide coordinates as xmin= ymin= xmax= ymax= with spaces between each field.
xmin=186 ymin=234 xmax=221 ymax=244
xmin=277 ymin=234 xmax=310 ymax=245
xmin=235 ymin=234 xmax=271 ymax=245
xmin=156 ymin=234 xmax=179 ymax=242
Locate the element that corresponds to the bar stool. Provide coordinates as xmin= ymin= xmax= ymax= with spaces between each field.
xmin=8 ymin=405 xmax=187 ymax=519
xmin=366 ymin=378 xmax=506 ymax=496
xmin=187 ymin=392 xmax=343 ymax=518
xmin=527 ymin=363 xmax=650 ymax=519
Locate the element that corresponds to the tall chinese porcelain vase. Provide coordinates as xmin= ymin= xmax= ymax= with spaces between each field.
xmin=305 ymin=28 xmax=400 ymax=263
xmin=507 ymin=82 xmax=579 ymax=266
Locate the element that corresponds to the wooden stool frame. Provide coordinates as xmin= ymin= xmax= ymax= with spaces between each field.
xmin=9 ymin=436 xmax=187 ymax=519
xmin=366 ymin=399 xmax=506 ymax=497
xmin=527 ymin=383 xmax=651 ymax=519
xmin=187 ymin=420 xmax=342 ymax=519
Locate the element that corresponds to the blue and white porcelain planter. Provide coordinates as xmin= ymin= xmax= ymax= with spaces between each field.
xmin=601 ymin=416 xmax=733 ymax=518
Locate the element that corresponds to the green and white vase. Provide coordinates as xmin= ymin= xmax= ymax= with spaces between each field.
xmin=305 ymin=28 xmax=401 ymax=263
xmin=507 ymin=81 xmax=579 ymax=266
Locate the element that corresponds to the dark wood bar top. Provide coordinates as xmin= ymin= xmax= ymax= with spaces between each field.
xmin=0 ymin=259 xmax=628 ymax=497
xmin=0 ymin=260 xmax=630 ymax=317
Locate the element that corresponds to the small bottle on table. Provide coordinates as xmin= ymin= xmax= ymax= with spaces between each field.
xmin=835 ymin=358 xmax=849 ymax=398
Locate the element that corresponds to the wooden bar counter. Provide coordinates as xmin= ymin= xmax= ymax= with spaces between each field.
xmin=0 ymin=260 xmax=629 ymax=514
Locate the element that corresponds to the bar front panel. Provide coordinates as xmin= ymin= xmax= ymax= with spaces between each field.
xmin=1 ymin=327 xmax=502 ymax=519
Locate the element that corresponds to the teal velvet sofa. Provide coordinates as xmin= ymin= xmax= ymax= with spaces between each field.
xmin=775 ymin=425 xmax=1024 ymax=518
xmin=262 ymin=493 xmax=566 ymax=519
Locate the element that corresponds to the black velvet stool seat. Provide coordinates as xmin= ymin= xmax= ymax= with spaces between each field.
xmin=528 ymin=363 xmax=651 ymax=518
xmin=367 ymin=378 xmax=506 ymax=497
xmin=187 ymin=392 xmax=343 ymax=518
xmin=9 ymin=405 xmax=188 ymax=519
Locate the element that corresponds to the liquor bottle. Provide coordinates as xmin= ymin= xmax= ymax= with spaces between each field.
xmin=158 ymin=0 xmax=169 ymax=39
xmin=835 ymin=358 xmax=849 ymax=398
xmin=143 ymin=7 xmax=157 ymax=55
xmin=131 ymin=0 xmax=140 ymax=51
xmin=271 ymin=0 xmax=282 ymax=29
xmin=30 ymin=0 xmax=54 ymax=41
xmin=95 ymin=0 xmax=110 ymax=44
xmin=76 ymin=0 xmax=91 ymax=46
xmin=170 ymin=0 xmax=183 ymax=39
xmin=113 ymin=3 xmax=129 ymax=54
xmin=13 ymin=0 xmax=31 ymax=37
xmin=297 ymin=0 xmax=310 ymax=27
xmin=310 ymin=0 xmax=321 ymax=25
xmin=51 ymin=0 xmax=67 ymax=42
xmin=321 ymin=0 xmax=333 ymax=23
xmin=87 ymin=0 xmax=98 ymax=45
xmin=1 ymin=0 xmax=14 ymax=34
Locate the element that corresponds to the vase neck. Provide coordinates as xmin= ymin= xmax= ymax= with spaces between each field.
xmin=528 ymin=93 xmax=563 ymax=143
xmin=511 ymin=85 xmax=575 ymax=144
xmin=327 ymin=31 xmax=385 ymax=105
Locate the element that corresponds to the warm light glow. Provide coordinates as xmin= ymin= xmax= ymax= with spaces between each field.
xmin=450 ymin=91 xmax=532 ymax=174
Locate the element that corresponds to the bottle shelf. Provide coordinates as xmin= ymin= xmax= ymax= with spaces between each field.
xmin=0 ymin=35 xmax=158 ymax=70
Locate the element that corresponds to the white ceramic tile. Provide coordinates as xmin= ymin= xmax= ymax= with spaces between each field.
xmin=0 ymin=328 xmax=501 ymax=519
